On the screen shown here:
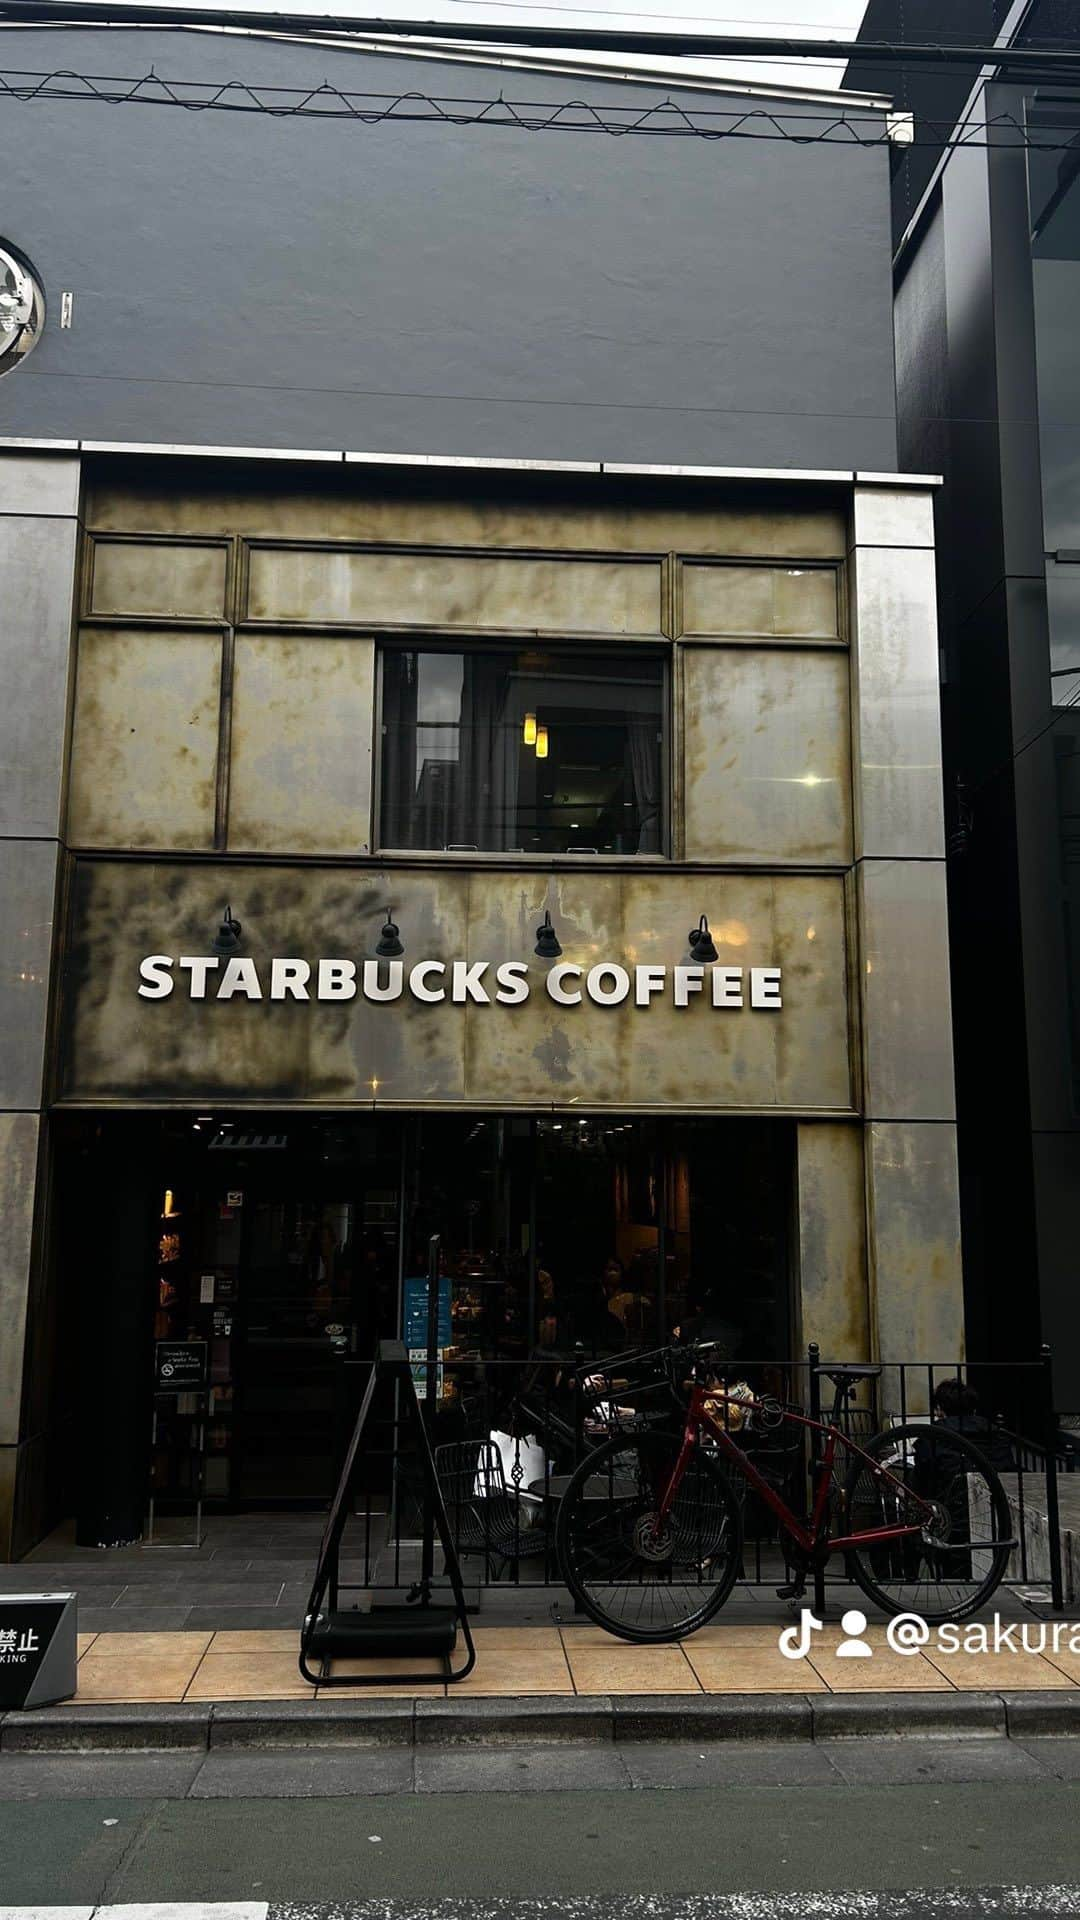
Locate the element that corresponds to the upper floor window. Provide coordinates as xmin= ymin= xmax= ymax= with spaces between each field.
xmin=379 ymin=645 xmax=664 ymax=854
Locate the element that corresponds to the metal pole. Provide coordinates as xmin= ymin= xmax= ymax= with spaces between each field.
xmin=420 ymin=1232 xmax=441 ymax=1599
xmin=1042 ymin=1344 xmax=1065 ymax=1613
xmin=807 ymin=1342 xmax=826 ymax=1616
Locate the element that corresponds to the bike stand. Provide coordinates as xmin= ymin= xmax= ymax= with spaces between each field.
xmin=299 ymin=1339 xmax=476 ymax=1688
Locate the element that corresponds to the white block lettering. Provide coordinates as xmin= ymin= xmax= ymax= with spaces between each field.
xmin=587 ymin=963 xmax=630 ymax=1007
xmin=409 ymin=961 xmax=446 ymax=1003
xmin=750 ymin=966 xmax=783 ymax=1009
xmin=495 ymin=961 xmax=530 ymax=1005
xmin=451 ymin=960 xmax=490 ymax=1004
xmin=674 ymin=964 xmax=704 ymax=1008
xmin=217 ymin=957 xmax=263 ymax=1000
xmin=363 ymin=959 xmax=404 ymax=1002
xmin=138 ymin=955 xmax=175 ymax=1000
xmin=547 ymin=964 xmax=582 ymax=1006
xmin=634 ymin=964 xmax=666 ymax=1006
xmin=317 ymin=959 xmax=357 ymax=1001
xmin=178 ymin=956 xmax=220 ymax=1000
xmin=712 ymin=967 xmax=744 ymax=1008
xmin=270 ymin=957 xmax=311 ymax=1002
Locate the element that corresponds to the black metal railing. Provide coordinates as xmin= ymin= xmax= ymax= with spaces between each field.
xmin=324 ymin=1343 xmax=1067 ymax=1611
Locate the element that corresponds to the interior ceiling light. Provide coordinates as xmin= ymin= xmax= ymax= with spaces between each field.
xmin=535 ymin=725 xmax=549 ymax=760
xmin=523 ymin=712 xmax=537 ymax=746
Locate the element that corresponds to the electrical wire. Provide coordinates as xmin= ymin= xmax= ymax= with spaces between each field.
xmin=2 ymin=65 xmax=1080 ymax=145
xmin=2 ymin=3 xmax=1080 ymax=81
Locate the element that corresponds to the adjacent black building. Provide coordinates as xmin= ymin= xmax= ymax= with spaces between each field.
xmin=849 ymin=0 xmax=1080 ymax=1403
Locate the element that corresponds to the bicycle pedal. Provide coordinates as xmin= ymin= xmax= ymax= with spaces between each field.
xmin=775 ymin=1580 xmax=806 ymax=1602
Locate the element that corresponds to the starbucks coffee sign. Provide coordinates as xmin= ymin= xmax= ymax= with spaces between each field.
xmin=138 ymin=955 xmax=783 ymax=1011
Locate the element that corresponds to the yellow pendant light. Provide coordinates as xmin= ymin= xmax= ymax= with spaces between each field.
xmin=535 ymin=724 xmax=549 ymax=759
xmin=523 ymin=711 xmax=537 ymax=746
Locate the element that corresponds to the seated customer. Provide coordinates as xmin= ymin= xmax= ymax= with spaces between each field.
xmin=918 ymin=1377 xmax=1016 ymax=1475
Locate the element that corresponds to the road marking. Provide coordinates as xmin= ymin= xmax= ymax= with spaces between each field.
xmin=5 ymin=1899 xmax=1080 ymax=1920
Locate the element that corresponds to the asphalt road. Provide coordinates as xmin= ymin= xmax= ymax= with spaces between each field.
xmin=1 ymin=1744 xmax=1080 ymax=1913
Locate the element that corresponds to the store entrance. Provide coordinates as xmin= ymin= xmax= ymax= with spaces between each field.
xmin=53 ymin=1111 xmax=795 ymax=1531
xmin=148 ymin=1117 xmax=402 ymax=1504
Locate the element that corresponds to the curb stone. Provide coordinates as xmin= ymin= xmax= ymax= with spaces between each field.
xmin=612 ymin=1694 xmax=813 ymax=1741
xmin=1 ymin=1690 xmax=1076 ymax=1751
xmin=209 ymin=1698 xmax=415 ymax=1749
xmin=1001 ymin=1690 xmax=1080 ymax=1737
xmin=810 ymin=1691 xmax=1007 ymax=1739
xmin=0 ymin=1702 xmax=212 ymax=1751
xmin=414 ymin=1696 xmax=613 ymax=1744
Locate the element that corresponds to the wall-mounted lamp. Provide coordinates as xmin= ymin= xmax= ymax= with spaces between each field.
xmin=534 ymin=909 xmax=562 ymax=960
xmin=376 ymin=910 xmax=405 ymax=958
xmin=211 ymin=904 xmax=242 ymax=957
xmin=522 ymin=712 xmax=537 ymax=747
xmin=535 ymin=724 xmax=549 ymax=760
xmin=687 ymin=914 xmax=718 ymax=964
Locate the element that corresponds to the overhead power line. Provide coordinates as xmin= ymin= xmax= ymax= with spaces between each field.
xmin=1 ymin=1 xmax=1080 ymax=76
xmin=2 ymin=64 xmax=1079 ymax=147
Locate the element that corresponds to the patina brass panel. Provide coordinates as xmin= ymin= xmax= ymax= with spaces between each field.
xmin=795 ymin=1121 xmax=868 ymax=1358
xmin=228 ymin=635 xmax=375 ymax=855
xmin=84 ymin=464 xmax=847 ymax=560
xmin=682 ymin=564 xmax=839 ymax=639
xmin=867 ymin=1120 xmax=965 ymax=1392
xmin=245 ymin=546 xmax=662 ymax=635
xmin=0 ymin=1110 xmax=39 ymax=1448
xmin=61 ymin=863 xmax=852 ymax=1112
xmin=88 ymin=539 xmax=228 ymax=619
xmin=67 ymin=629 xmax=222 ymax=850
xmin=682 ymin=647 xmax=852 ymax=865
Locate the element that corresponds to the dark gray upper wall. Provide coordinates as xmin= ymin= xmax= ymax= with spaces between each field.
xmin=0 ymin=26 xmax=898 ymax=468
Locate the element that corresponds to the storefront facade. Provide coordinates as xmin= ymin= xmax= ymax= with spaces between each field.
xmin=0 ymin=447 xmax=960 ymax=1552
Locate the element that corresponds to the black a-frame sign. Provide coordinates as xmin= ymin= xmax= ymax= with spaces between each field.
xmin=299 ymin=1338 xmax=476 ymax=1687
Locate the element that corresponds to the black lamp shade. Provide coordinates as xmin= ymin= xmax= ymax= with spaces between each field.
xmin=687 ymin=914 xmax=718 ymax=964
xmin=211 ymin=905 xmax=242 ymax=957
xmin=376 ymin=912 xmax=404 ymax=958
xmin=535 ymin=910 xmax=562 ymax=960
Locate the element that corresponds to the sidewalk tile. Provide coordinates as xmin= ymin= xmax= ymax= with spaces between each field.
xmin=209 ymin=1629 xmax=299 ymax=1653
xmin=681 ymin=1623 xmax=794 ymax=1647
xmin=86 ymin=1630 xmax=213 ymax=1659
xmin=469 ymin=1627 xmax=564 ymax=1649
xmin=925 ymin=1649 xmax=1076 ymax=1690
xmin=76 ymin=1633 xmax=98 ymax=1656
xmin=809 ymin=1648 xmax=954 ymax=1691
xmin=686 ymin=1646 xmax=827 ymax=1693
xmin=314 ymin=1683 xmax=445 ymax=1698
xmin=453 ymin=1647 xmax=573 ymax=1694
xmin=565 ymin=1645 xmax=700 ymax=1695
xmin=74 ymin=1650 xmax=203 ymax=1702
xmin=185 ymin=1651 xmax=313 ymax=1699
xmin=316 ymin=1656 xmax=446 ymax=1681
xmin=1034 ymin=1645 xmax=1080 ymax=1685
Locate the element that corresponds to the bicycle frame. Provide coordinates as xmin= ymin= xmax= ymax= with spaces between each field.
xmin=656 ymin=1385 xmax=935 ymax=1562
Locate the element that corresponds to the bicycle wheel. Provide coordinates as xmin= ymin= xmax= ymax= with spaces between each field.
xmin=844 ymin=1422 xmax=1012 ymax=1623
xmin=555 ymin=1429 xmax=742 ymax=1643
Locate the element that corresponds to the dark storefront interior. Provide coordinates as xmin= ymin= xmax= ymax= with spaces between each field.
xmin=48 ymin=1111 xmax=793 ymax=1538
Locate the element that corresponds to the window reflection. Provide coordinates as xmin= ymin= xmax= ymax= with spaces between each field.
xmin=1027 ymin=91 xmax=1080 ymax=706
xmin=380 ymin=646 xmax=664 ymax=853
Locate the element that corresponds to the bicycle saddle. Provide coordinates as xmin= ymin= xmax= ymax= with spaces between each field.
xmin=814 ymin=1363 xmax=882 ymax=1384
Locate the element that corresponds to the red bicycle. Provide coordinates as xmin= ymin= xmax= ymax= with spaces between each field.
xmin=555 ymin=1345 xmax=1014 ymax=1641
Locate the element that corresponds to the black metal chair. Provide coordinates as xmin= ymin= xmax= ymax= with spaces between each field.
xmin=434 ymin=1438 xmax=551 ymax=1580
